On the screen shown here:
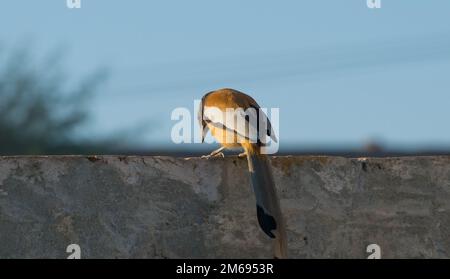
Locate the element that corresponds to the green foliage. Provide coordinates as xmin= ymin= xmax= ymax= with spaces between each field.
xmin=0 ymin=46 xmax=118 ymax=155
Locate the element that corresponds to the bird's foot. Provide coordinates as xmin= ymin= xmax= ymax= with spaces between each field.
xmin=238 ymin=152 xmax=247 ymax=158
xmin=201 ymin=152 xmax=225 ymax=159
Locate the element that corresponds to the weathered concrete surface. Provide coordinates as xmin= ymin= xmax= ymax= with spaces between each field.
xmin=0 ymin=155 xmax=449 ymax=259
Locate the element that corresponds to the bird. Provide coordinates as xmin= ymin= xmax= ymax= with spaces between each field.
xmin=198 ymin=88 xmax=287 ymax=259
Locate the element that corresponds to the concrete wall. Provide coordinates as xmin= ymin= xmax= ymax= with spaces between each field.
xmin=0 ymin=155 xmax=449 ymax=259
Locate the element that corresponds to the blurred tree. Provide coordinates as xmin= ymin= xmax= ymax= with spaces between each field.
xmin=0 ymin=45 xmax=122 ymax=155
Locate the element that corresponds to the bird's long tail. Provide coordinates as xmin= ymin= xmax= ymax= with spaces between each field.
xmin=245 ymin=147 xmax=287 ymax=259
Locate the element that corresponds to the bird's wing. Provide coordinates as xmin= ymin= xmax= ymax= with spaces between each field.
xmin=203 ymin=105 xmax=277 ymax=144
xmin=248 ymin=105 xmax=278 ymax=144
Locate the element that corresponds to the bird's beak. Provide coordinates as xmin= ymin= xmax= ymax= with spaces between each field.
xmin=198 ymin=98 xmax=206 ymax=143
xmin=201 ymin=122 xmax=207 ymax=143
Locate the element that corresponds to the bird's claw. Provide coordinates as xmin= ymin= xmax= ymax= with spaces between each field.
xmin=238 ymin=152 xmax=247 ymax=158
xmin=201 ymin=152 xmax=225 ymax=159
xmin=215 ymin=152 xmax=225 ymax=158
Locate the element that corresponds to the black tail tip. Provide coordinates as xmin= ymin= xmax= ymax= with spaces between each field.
xmin=256 ymin=205 xmax=277 ymax=238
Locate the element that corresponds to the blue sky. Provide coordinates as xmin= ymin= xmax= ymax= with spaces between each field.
xmin=1 ymin=0 xmax=450 ymax=150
